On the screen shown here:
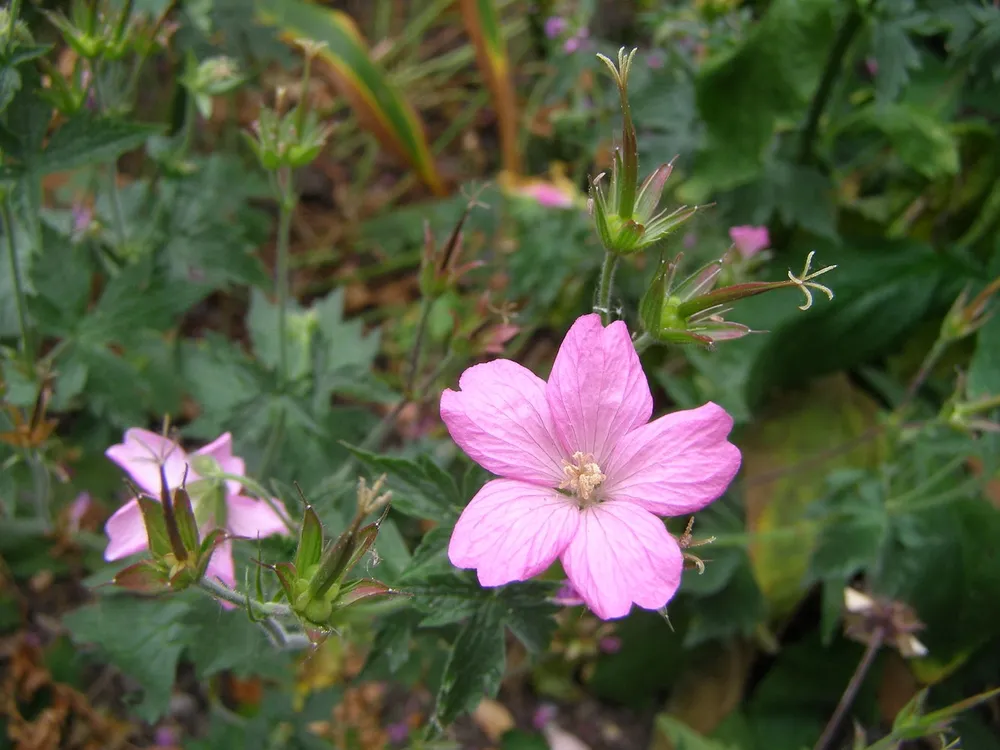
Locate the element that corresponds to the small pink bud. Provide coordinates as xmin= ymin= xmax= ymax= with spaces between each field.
xmin=728 ymin=225 xmax=770 ymax=259
xmin=599 ymin=635 xmax=622 ymax=654
xmin=545 ymin=16 xmax=568 ymax=39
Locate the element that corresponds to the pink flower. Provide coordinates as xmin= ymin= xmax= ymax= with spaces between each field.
xmin=544 ymin=16 xmax=568 ymax=39
xmin=440 ymin=314 xmax=740 ymax=619
xmin=728 ymin=225 xmax=770 ymax=259
xmin=520 ymin=181 xmax=576 ymax=209
xmin=103 ymin=429 xmax=290 ymax=588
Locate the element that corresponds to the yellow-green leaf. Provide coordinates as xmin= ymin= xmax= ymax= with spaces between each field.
xmin=742 ymin=374 xmax=883 ymax=618
xmin=459 ymin=0 xmax=521 ymax=175
xmin=255 ymin=0 xmax=446 ymax=195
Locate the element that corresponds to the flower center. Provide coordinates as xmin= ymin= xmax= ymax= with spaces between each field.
xmin=559 ymin=451 xmax=606 ymax=503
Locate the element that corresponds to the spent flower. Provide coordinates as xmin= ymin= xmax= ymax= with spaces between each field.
xmin=640 ymin=250 xmax=837 ymax=349
xmin=441 ymin=314 xmax=741 ymax=619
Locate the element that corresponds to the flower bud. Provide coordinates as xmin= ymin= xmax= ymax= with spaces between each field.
xmin=182 ymin=54 xmax=245 ymax=119
xmin=940 ymin=277 xmax=1000 ymax=343
xmin=419 ymin=200 xmax=483 ymax=300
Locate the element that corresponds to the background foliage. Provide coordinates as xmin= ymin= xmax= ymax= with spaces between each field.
xmin=2 ymin=0 xmax=1000 ymax=748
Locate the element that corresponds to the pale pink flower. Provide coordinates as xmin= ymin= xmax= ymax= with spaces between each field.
xmin=441 ymin=314 xmax=740 ymax=619
xmin=544 ymin=16 xmax=568 ymax=39
xmin=103 ymin=429 xmax=290 ymax=588
xmin=728 ymin=225 xmax=770 ymax=259
xmin=520 ymin=181 xmax=576 ymax=209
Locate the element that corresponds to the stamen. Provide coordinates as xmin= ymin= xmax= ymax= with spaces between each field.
xmin=559 ymin=451 xmax=606 ymax=502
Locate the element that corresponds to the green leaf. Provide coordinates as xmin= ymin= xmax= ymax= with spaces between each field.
xmin=806 ymin=472 xmax=887 ymax=585
xmin=872 ymin=6 xmax=922 ymax=103
xmin=344 ymin=445 xmax=462 ymax=523
xmin=0 ymin=64 xmax=21 ymax=113
xmin=0 ymin=212 xmax=33 ymax=338
xmin=398 ymin=525 xmax=454 ymax=584
xmin=744 ymin=242 xmax=966 ymax=405
xmin=27 ymin=225 xmax=92 ymax=335
xmin=434 ymin=600 xmax=506 ymax=727
xmin=746 ymin=160 xmax=836 ymax=239
xmin=687 ymin=0 xmax=842 ymax=196
xmin=833 ymin=102 xmax=959 ymax=180
xmin=656 ymin=716 xmax=736 ymax=750
xmin=966 ymin=250 xmax=1000 ymax=399
xmin=64 ymin=596 xmax=190 ymax=722
xmin=36 ymin=114 xmax=162 ymax=174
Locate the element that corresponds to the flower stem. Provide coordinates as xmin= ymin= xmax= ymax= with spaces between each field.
xmin=406 ymin=295 xmax=433 ymax=397
xmin=1 ymin=197 xmax=32 ymax=362
xmin=797 ymin=5 xmax=864 ymax=166
xmin=275 ymin=167 xmax=295 ymax=385
xmin=896 ymin=337 xmax=950 ymax=417
xmin=813 ymin=627 xmax=884 ymax=750
xmin=596 ymin=251 xmax=619 ymax=325
xmin=199 ymin=576 xmax=292 ymax=618
xmin=632 ymin=332 xmax=655 ymax=355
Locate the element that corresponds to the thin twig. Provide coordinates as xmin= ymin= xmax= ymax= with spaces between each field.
xmin=814 ymin=627 xmax=885 ymax=750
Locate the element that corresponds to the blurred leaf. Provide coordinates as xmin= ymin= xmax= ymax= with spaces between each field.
xmin=834 ymin=103 xmax=960 ymax=179
xmin=806 ymin=472 xmax=887 ymax=585
xmin=500 ymin=730 xmax=548 ymax=750
xmin=656 ymin=716 xmax=737 ymax=750
xmin=256 ymin=0 xmax=445 ymax=195
xmin=434 ymin=600 xmax=506 ymax=727
xmin=590 ymin=609 xmax=690 ymax=708
xmin=0 ymin=216 xmax=33 ymax=339
xmin=872 ymin=0 xmax=923 ymax=103
xmin=743 ymin=374 xmax=882 ymax=617
xmin=459 ymin=0 xmax=520 ymax=174
xmin=64 ymin=596 xmax=189 ymax=722
xmin=745 ymin=243 xmax=966 ymax=404
xmin=659 ymin=643 xmax=753 ymax=747
xmin=344 ymin=445 xmax=462 ymax=523
xmin=34 ymin=114 xmax=161 ymax=175
xmin=687 ymin=0 xmax=843 ymax=196
xmin=966 ymin=249 xmax=1000 ymax=399
xmin=0 ymin=65 xmax=21 ymax=113
xmin=750 ymin=160 xmax=837 ymax=239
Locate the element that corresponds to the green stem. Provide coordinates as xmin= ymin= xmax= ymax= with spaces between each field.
xmin=1 ymin=197 xmax=32 ymax=362
xmin=5 ymin=0 xmax=21 ymax=55
xmin=813 ymin=627 xmax=884 ymax=750
xmin=632 ymin=332 xmax=655 ymax=355
xmin=596 ymin=252 xmax=619 ymax=325
xmin=406 ymin=295 xmax=433 ymax=396
xmin=797 ymin=5 xmax=864 ymax=166
xmin=896 ymin=337 xmax=950 ymax=417
xmin=275 ymin=168 xmax=295 ymax=386
xmin=198 ymin=576 xmax=292 ymax=618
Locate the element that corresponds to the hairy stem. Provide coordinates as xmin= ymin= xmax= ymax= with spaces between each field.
xmin=199 ymin=576 xmax=292 ymax=618
xmin=2 ymin=197 xmax=32 ymax=362
xmin=632 ymin=332 xmax=654 ymax=355
xmin=596 ymin=251 xmax=619 ymax=325
xmin=814 ymin=627 xmax=885 ymax=750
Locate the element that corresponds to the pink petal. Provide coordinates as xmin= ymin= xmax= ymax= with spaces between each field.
xmin=728 ymin=225 xmax=770 ymax=259
xmin=441 ymin=360 xmax=566 ymax=485
xmin=193 ymin=432 xmax=245 ymax=496
xmin=545 ymin=314 xmax=652 ymax=462
xmin=448 ymin=478 xmax=580 ymax=587
xmin=106 ymin=428 xmax=192 ymax=497
xmin=104 ymin=498 xmax=148 ymax=561
xmin=602 ymin=402 xmax=741 ymax=517
xmin=561 ymin=501 xmax=683 ymax=620
xmin=205 ymin=539 xmax=237 ymax=609
xmin=225 ymin=495 xmax=291 ymax=538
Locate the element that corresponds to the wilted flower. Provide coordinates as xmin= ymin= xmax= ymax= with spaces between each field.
xmin=728 ymin=225 xmax=770 ymax=259
xmin=104 ymin=429 xmax=290 ymax=588
xmin=441 ymin=314 xmax=741 ymax=619
xmin=844 ymin=587 xmax=927 ymax=659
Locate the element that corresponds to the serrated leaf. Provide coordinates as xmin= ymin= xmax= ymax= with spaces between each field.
xmin=37 ymin=114 xmax=162 ymax=174
xmin=397 ymin=525 xmax=454 ymax=584
xmin=873 ymin=15 xmax=922 ymax=103
xmin=64 ymin=596 xmax=191 ymax=722
xmin=434 ymin=601 xmax=506 ymax=726
xmin=686 ymin=0 xmax=842 ymax=196
xmin=344 ymin=445 xmax=461 ymax=523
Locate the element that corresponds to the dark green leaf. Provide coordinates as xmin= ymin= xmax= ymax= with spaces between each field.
xmin=873 ymin=13 xmax=922 ymax=103
xmin=656 ymin=716 xmax=736 ymax=750
xmin=37 ymin=114 xmax=162 ymax=174
xmin=64 ymin=596 xmax=190 ymax=722
xmin=434 ymin=601 xmax=506 ymax=726
xmin=344 ymin=445 xmax=462 ymax=523
xmin=0 ymin=65 xmax=21 ymax=113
